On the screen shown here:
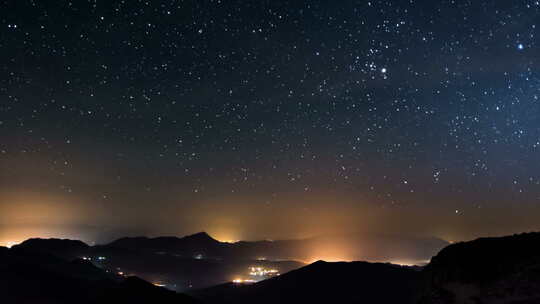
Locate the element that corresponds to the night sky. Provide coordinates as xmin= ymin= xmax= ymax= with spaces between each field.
xmin=2 ymin=0 xmax=540 ymax=246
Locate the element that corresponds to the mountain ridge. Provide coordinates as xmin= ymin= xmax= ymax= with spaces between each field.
xmin=5 ymin=231 xmax=540 ymax=303
xmin=0 ymin=245 xmax=199 ymax=304
xmin=190 ymin=259 xmax=422 ymax=304
xmin=109 ymin=232 xmax=220 ymax=246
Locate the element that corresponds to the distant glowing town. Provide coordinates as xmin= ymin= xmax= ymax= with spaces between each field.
xmin=233 ymin=266 xmax=280 ymax=285
xmin=76 ymin=252 xmax=281 ymax=290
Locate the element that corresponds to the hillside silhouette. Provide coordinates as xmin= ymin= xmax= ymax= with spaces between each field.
xmin=0 ymin=245 xmax=198 ymax=304
xmin=189 ymin=232 xmax=540 ymax=304
xmin=13 ymin=233 xmax=305 ymax=290
xmin=191 ymin=260 xmax=421 ymax=304
xmin=108 ymin=232 xmax=223 ymax=255
xmin=13 ymin=232 xmax=443 ymax=290
xmin=5 ymin=232 xmax=540 ymax=303
xmin=418 ymin=232 xmax=540 ymax=304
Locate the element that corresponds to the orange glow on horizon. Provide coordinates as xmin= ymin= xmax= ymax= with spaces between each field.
xmin=219 ymin=239 xmax=240 ymax=243
xmin=388 ymin=259 xmax=431 ymax=266
xmin=304 ymin=257 xmax=353 ymax=264
xmin=0 ymin=240 xmax=20 ymax=248
xmin=0 ymin=226 xmax=90 ymax=249
xmin=205 ymin=228 xmax=242 ymax=244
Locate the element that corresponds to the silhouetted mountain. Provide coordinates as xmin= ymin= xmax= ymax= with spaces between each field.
xmin=192 ymin=232 xmax=540 ymax=304
xmin=7 ymin=232 xmax=447 ymax=291
xmin=191 ymin=260 xmax=422 ymax=304
xmin=105 ymin=276 xmax=197 ymax=304
xmin=229 ymin=234 xmax=447 ymax=264
xmin=0 ymin=246 xmax=198 ymax=304
xmin=14 ymin=232 xmax=446 ymax=265
xmin=185 ymin=232 xmax=221 ymax=243
xmin=12 ymin=233 xmax=304 ymax=290
xmin=7 ymin=232 xmax=540 ymax=303
xmin=108 ymin=232 xmax=224 ymax=257
xmin=104 ymin=232 xmax=447 ymax=264
xmin=419 ymin=232 xmax=540 ymax=304
xmin=14 ymin=238 xmax=90 ymax=259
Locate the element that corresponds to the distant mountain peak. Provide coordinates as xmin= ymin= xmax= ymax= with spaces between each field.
xmin=12 ymin=238 xmax=90 ymax=259
xmin=184 ymin=232 xmax=219 ymax=242
xmin=188 ymin=231 xmax=212 ymax=238
xmin=17 ymin=238 xmax=89 ymax=249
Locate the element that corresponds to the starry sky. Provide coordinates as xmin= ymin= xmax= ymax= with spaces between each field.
xmin=2 ymin=0 xmax=540 ymax=245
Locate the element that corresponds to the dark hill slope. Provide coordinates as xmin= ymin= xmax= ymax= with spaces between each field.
xmin=191 ymin=260 xmax=421 ymax=304
xmin=108 ymin=232 xmax=224 ymax=255
xmin=0 ymin=246 xmax=198 ymax=304
xmin=11 ymin=235 xmax=304 ymax=290
xmin=14 ymin=238 xmax=90 ymax=259
xmin=419 ymin=232 xmax=540 ymax=304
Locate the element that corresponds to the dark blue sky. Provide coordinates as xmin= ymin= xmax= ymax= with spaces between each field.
xmin=1 ymin=0 xmax=540 ymax=243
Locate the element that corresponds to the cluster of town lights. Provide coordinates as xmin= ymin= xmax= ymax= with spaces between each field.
xmin=81 ymin=256 xmax=107 ymax=261
xmin=232 ymin=278 xmax=257 ymax=284
xmin=249 ymin=266 xmax=279 ymax=277
xmin=233 ymin=266 xmax=280 ymax=284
